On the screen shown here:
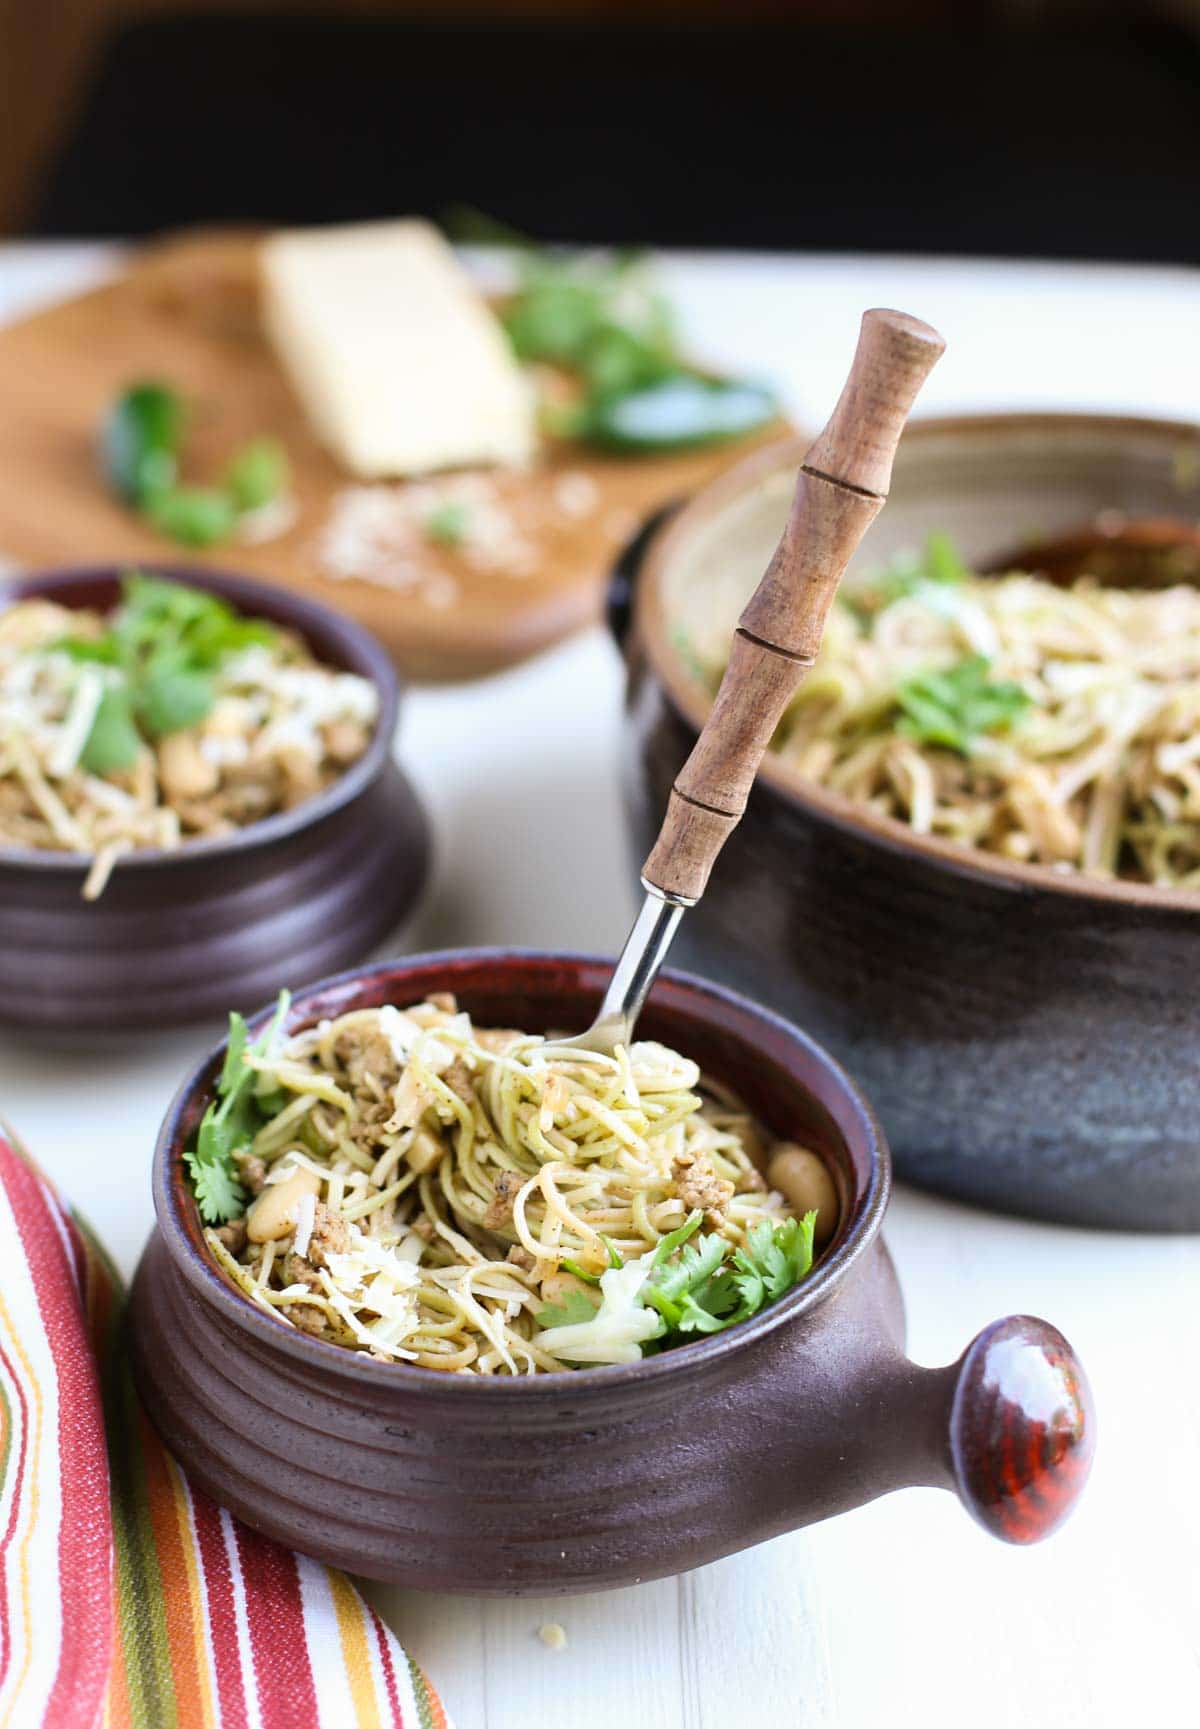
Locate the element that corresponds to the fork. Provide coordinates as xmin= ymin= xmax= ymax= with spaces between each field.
xmin=562 ymin=307 xmax=945 ymax=1054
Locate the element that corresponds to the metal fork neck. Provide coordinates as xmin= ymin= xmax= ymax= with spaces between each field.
xmin=593 ymin=883 xmax=689 ymax=1045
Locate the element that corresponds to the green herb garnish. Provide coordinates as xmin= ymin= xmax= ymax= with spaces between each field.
xmin=729 ymin=1215 xmax=817 ymax=1317
xmin=535 ymin=1289 xmax=600 ymax=1330
xmin=137 ymin=665 xmax=215 ymax=736
xmin=101 ymin=382 xmax=185 ymax=505
xmin=847 ymin=531 xmax=970 ymax=622
xmin=224 ymin=438 xmax=289 ymax=514
xmin=185 ymin=990 xmax=291 ymax=1224
xmin=479 ymin=229 xmax=776 ymax=455
xmin=101 ymin=381 xmax=288 ymax=548
xmin=634 ymin=1209 xmax=817 ymax=1345
xmin=144 ymin=485 xmax=238 ymax=549
xmin=501 ymin=248 xmax=677 ymax=394
xmin=894 ymin=654 xmax=1031 ymax=756
xmin=58 ymin=571 xmax=276 ymax=773
xmin=80 ymin=687 xmax=142 ymax=776
xmin=642 ymin=1228 xmax=732 ymax=1335
xmin=425 ymin=500 xmax=472 ymax=548
xmin=922 ymin=531 xmax=970 ymax=586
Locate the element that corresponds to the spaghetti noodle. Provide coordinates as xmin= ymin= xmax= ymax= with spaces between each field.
xmin=0 ymin=576 xmax=377 ymax=896
xmin=677 ymin=538 xmax=1200 ymax=886
xmin=200 ymin=995 xmax=832 ymax=1375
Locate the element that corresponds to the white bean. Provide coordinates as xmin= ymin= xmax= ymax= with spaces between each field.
xmin=767 ymin=1144 xmax=839 ymax=1247
xmin=157 ymin=730 xmax=219 ymax=800
xmin=246 ymin=1166 xmax=321 ymax=1243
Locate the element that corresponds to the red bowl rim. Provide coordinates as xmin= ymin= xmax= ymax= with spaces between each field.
xmin=152 ymin=948 xmax=891 ymax=1400
xmin=0 ymin=563 xmax=399 ymax=872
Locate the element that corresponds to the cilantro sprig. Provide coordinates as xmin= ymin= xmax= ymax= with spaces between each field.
xmin=532 ymin=1208 xmax=818 ymax=1359
xmin=894 ymin=654 xmax=1030 ymax=756
xmin=101 ymin=381 xmax=289 ymax=548
xmin=501 ymin=247 xmax=679 ymax=403
xmin=450 ymin=212 xmax=778 ymax=455
xmin=845 ymin=531 xmax=969 ymax=624
xmin=185 ymin=990 xmax=291 ymax=1224
xmin=641 ymin=1211 xmax=817 ymax=1343
xmin=58 ymin=571 xmax=276 ymax=775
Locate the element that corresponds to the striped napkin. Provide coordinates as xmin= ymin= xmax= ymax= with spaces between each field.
xmin=0 ymin=1130 xmax=450 ymax=1729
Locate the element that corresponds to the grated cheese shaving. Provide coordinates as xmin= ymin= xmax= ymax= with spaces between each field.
xmin=292 ymin=1191 xmax=317 ymax=1259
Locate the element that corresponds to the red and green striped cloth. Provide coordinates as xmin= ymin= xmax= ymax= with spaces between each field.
xmin=0 ymin=1130 xmax=451 ymax=1729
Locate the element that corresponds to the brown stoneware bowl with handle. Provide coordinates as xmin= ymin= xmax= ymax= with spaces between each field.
xmin=0 ymin=566 xmax=429 ymax=1034
xmin=612 ymin=412 xmax=1200 ymax=1233
xmin=128 ymin=951 xmax=1095 ymax=1593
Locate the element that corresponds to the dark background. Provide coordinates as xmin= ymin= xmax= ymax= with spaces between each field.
xmin=3 ymin=1 xmax=1199 ymax=261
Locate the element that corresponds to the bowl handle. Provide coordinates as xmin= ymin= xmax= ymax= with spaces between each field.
xmin=946 ymin=1315 xmax=1096 ymax=1543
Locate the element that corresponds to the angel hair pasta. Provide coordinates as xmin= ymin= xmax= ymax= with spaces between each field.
xmin=188 ymin=992 xmax=837 ymax=1375
xmin=674 ymin=532 xmax=1200 ymax=887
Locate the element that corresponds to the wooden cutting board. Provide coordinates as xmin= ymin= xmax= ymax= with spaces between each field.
xmin=0 ymin=230 xmax=788 ymax=680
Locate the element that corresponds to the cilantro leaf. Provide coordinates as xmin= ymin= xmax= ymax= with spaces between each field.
xmin=54 ymin=635 xmax=121 ymax=666
xmin=894 ymin=655 xmax=1030 ymax=757
xmin=185 ymin=1146 xmax=244 ymax=1226
xmin=641 ymin=1212 xmax=818 ymax=1347
xmin=218 ymin=1011 xmax=250 ymax=1091
xmin=72 ymin=571 xmax=279 ymax=773
xmin=649 ymin=1209 xmax=703 ymax=1268
xmin=642 ymin=1230 xmax=730 ymax=1331
xmin=425 ymin=500 xmax=471 ymax=548
xmin=922 ymin=531 xmax=969 ymax=586
xmin=225 ymin=438 xmax=288 ymax=513
xmin=730 ymin=1213 xmax=817 ymax=1321
xmin=845 ymin=531 xmax=970 ymax=624
xmin=776 ymin=1212 xmax=818 ymax=1283
xmin=496 ymin=242 xmax=774 ymax=456
xmin=145 ymin=486 xmax=237 ymax=548
xmin=186 ymin=991 xmax=290 ymax=1224
xmin=81 ymin=687 xmax=141 ymax=776
xmin=136 ymin=666 xmax=215 ymax=737
xmin=501 ymin=249 xmax=676 ymax=388
xmin=535 ymin=1290 xmax=600 ymax=1330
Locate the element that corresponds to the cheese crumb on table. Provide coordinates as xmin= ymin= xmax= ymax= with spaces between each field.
xmin=319 ymin=474 xmax=537 ymax=591
xmin=314 ymin=462 xmax=600 ymax=604
xmin=537 ymin=1622 xmax=568 ymax=1650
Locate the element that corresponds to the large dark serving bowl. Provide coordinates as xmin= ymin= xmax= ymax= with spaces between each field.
xmin=612 ymin=413 xmax=1200 ymax=1232
xmin=0 ymin=567 xmax=429 ymax=1033
xmin=128 ymin=951 xmax=1093 ymax=1592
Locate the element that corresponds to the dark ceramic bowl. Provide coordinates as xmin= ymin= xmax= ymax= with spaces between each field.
xmin=0 ymin=567 xmax=429 ymax=1033
xmin=128 ymin=951 xmax=1094 ymax=1593
xmin=613 ymin=413 xmax=1200 ymax=1233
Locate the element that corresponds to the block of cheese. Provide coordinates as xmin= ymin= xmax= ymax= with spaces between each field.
xmin=261 ymin=220 xmax=536 ymax=478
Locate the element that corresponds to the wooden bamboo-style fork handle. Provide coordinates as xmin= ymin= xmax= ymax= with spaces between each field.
xmin=642 ymin=308 xmax=945 ymax=903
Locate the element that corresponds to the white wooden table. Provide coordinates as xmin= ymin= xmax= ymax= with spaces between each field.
xmin=2 ymin=243 xmax=1198 ymax=1729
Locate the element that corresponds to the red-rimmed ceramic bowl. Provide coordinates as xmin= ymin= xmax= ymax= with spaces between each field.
xmin=128 ymin=951 xmax=1094 ymax=1592
xmin=612 ymin=413 xmax=1200 ymax=1231
xmin=0 ymin=566 xmax=430 ymax=1033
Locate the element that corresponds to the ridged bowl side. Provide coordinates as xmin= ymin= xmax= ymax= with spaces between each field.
xmin=0 ymin=763 xmax=429 ymax=1028
xmin=130 ymin=952 xmax=906 ymax=1592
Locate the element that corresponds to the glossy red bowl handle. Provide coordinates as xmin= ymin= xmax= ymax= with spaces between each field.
xmin=948 ymin=1315 xmax=1096 ymax=1543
